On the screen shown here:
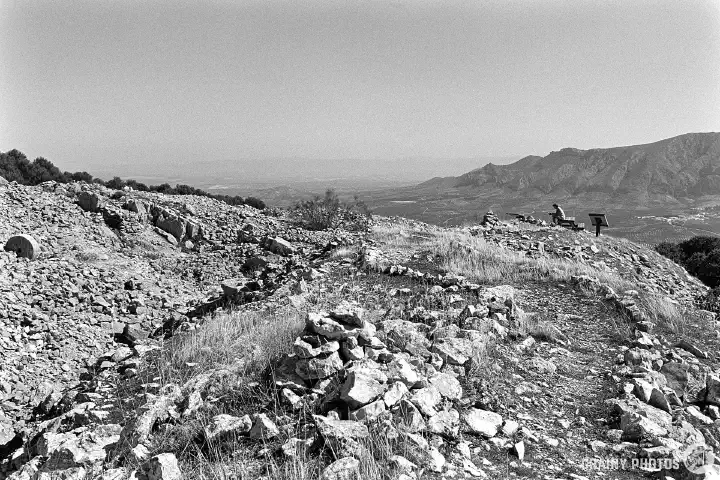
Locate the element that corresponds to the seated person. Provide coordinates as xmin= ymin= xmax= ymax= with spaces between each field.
xmin=551 ymin=203 xmax=565 ymax=224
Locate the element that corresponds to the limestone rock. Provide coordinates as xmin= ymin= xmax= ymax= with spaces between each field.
xmin=348 ymin=399 xmax=386 ymax=422
xmin=204 ymin=414 xmax=252 ymax=441
xmin=295 ymin=351 xmax=344 ymax=380
xmin=268 ymin=236 xmax=295 ymax=256
xmin=704 ymin=373 xmax=720 ymax=406
xmin=249 ymin=413 xmax=279 ymax=440
xmin=320 ymin=457 xmax=360 ymax=480
xmin=330 ymin=302 xmax=365 ymax=327
xmin=464 ymin=409 xmax=503 ymax=437
xmin=394 ymin=399 xmax=426 ymax=433
xmin=428 ymin=409 xmax=460 ymax=436
xmin=77 ymin=191 xmax=104 ymax=212
xmin=306 ymin=313 xmax=376 ymax=341
xmin=340 ymin=371 xmax=386 ymax=409
xmin=314 ymin=415 xmax=370 ymax=457
xmin=139 ymin=453 xmax=182 ymax=480
xmin=429 ymin=373 xmax=462 ymax=400
xmin=431 ymin=337 xmax=473 ymax=365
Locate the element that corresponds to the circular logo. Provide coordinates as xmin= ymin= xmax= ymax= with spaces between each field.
xmin=683 ymin=443 xmax=716 ymax=475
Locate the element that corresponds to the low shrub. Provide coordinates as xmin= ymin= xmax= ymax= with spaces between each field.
xmin=292 ymin=189 xmax=372 ymax=231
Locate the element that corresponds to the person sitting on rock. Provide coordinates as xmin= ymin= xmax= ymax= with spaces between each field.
xmin=550 ymin=203 xmax=565 ymax=225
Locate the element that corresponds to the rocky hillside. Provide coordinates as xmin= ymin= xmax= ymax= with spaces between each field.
xmin=1 ymin=178 xmax=720 ymax=480
xmin=422 ymin=132 xmax=720 ymax=207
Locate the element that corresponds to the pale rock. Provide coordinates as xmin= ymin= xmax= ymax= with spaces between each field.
xmin=685 ymin=406 xmax=714 ymax=425
xmin=340 ymin=371 xmax=386 ymax=409
xmin=340 ymin=337 xmax=364 ymax=361
xmin=293 ymin=337 xmax=340 ymax=359
xmin=383 ymin=382 xmax=409 ymax=408
xmin=502 ymin=420 xmax=519 ymax=436
xmin=306 ymin=313 xmax=376 ymax=341
xmin=429 ymin=373 xmax=462 ymax=400
xmin=393 ymin=399 xmax=427 ymax=433
xmin=389 ymin=455 xmax=417 ymax=474
xmin=464 ymin=409 xmax=503 ymax=437
xmin=428 ymin=409 xmax=460 ymax=436
xmin=249 ymin=414 xmax=279 ymax=440
xmin=139 ymin=453 xmax=182 ymax=480
xmin=705 ymin=373 xmax=720 ymax=406
xmin=411 ymin=386 xmax=442 ymax=417
xmin=330 ymin=302 xmax=366 ymax=327
xmin=313 ymin=415 xmax=370 ymax=458
xmin=295 ymin=351 xmax=344 ymax=380
xmin=281 ymin=437 xmax=313 ymax=458
xmin=432 ymin=337 xmax=473 ymax=365
xmin=320 ymin=457 xmax=360 ymax=480
xmin=205 ymin=414 xmax=252 ymax=441
xmin=386 ymin=357 xmax=419 ymax=388
xmin=281 ymin=388 xmax=304 ymax=410
xmin=349 ymin=399 xmax=386 ymax=422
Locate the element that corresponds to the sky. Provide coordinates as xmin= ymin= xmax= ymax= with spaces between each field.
xmin=1 ymin=0 xmax=720 ymax=182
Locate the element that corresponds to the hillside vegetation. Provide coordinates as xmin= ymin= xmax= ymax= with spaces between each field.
xmin=1 ymin=178 xmax=720 ymax=480
xmin=0 ymin=149 xmax=265 ymax=209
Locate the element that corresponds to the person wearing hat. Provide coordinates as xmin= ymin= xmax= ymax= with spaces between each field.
xmin=550 ymin=203 xmax=565 ymax=225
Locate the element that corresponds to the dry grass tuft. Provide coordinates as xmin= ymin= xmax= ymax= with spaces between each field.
xmin=638 ymin=294 xmax=687 ymax=334
xmin=431 ymin=231 xmax=635 ymax=292
xmin=160 ymin=306 xmax=304 ymax=386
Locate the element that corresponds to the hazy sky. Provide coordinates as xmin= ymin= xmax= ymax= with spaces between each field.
xmin=1 ymin=0 xmax=720 ymax=179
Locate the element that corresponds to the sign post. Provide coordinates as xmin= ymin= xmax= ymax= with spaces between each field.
xmin=588 ymin=213 xmax=609 ymax=237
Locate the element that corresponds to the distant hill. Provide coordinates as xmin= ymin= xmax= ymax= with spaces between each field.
xmin=365 ymin=133 xmax=720 ymax=242
xmin=419 ymin=132 xmax=720 ymax=207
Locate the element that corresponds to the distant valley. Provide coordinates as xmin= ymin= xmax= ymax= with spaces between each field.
xmin=218 ymin=132 xmax=720 ymax=245
xmin=360 ymin=132 xmax=720 ymax=244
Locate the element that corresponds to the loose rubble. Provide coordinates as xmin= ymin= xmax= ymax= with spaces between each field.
xmin=1 ymin=179 xmax=718 ymax=479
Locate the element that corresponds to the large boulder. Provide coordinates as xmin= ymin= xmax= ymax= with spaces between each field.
xmin=156 ymin=213 xmax=186 ymax=242
xmin=4 ymin=234 xmax=41 ymax=260
xmin=268 ymin=236 xmax=296 ymax=256
xmin=77 ymin=191 xmax=104 ymax=212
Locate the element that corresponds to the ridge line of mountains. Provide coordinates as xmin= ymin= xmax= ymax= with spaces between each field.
xmin=418 ymin=132 xmax=720 ymax=205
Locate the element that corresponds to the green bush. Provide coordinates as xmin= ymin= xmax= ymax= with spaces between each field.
xmin=656 ymin=236 xmax=720 ymax=288
xmin=0 ymin=149 xmax=265 ymax=210
xmin=293 ymin=189 xmax=372 ymax=231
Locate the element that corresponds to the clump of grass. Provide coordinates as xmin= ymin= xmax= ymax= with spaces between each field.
xmin=638 ymin=294 xmax=687 ymax=334
xmin=160 ymin=306 xmax=305 ymax=386
xmin=329 ymin=246 xmax=358 ymax=260
xmin=371 ymin=223 xmax=438 ymax=250
xmin=516 ymin=311 xmax=568 ymax=344
xmin=431 ymin=231 xmax=635 ymax=293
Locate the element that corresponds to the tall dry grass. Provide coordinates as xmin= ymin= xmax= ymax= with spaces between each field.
xmin=430 ymin=231 xmax=635 ymax=292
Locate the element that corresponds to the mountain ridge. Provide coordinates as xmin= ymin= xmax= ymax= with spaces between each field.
xmin=418 ymin=132 xmax=720 ymax=204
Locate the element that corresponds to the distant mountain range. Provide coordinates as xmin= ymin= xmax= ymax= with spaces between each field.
xmin=419 ymin=132 xmax=720 ymax=208
xmin=365 ymin=133 xmax=720 ymax=241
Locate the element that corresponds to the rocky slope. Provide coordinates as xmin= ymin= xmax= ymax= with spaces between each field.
xmin=1 ymin=178 xmax=720 ymax=480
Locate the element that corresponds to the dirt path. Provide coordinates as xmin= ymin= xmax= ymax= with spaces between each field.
xmin=472 ymin=281 xmax=645 ymax=479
